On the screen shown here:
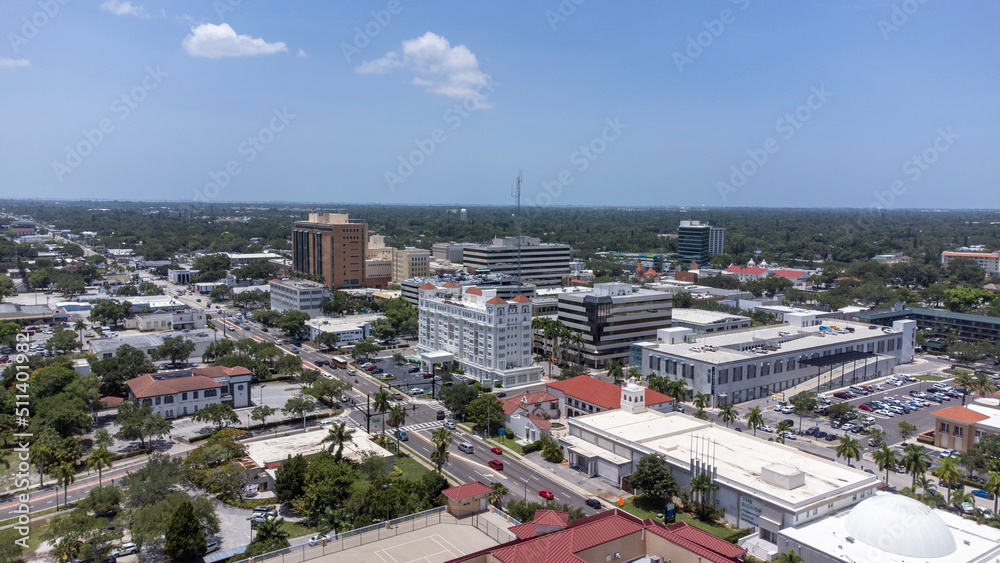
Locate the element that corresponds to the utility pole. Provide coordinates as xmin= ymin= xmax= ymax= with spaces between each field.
xmin=366 ymin=393 xmax=371 ymax=434
xmin=513 ymin=171 xmax=523 ymax=285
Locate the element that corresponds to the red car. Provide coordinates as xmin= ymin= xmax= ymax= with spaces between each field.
xmin=488 ymin=459 xmax=504 ymax=470
xmin=539 ymin=489 xmax=554 ymax=500
xmin=491 ymin=447 xmax=503 ymax=455
xmin=364 ymin=365 xmax=378 ymax=372
xmin=858 ymin=404 xmax=874 ymax=412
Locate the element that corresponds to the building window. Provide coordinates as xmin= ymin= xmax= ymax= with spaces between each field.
xmin=163 ymin=395 xmax=174 ymax=404
xmin=954 ymin=427 xmax=964 ymax=437
xmin=940 ymin=422 xmax=950 ymax=433
xmin=193 ymin=391 xmax=199 ymax=399
xmin=204 ymin=389 xmax=218 ymax=398
xmin=182 ymin=392 xmax=188 ymax=400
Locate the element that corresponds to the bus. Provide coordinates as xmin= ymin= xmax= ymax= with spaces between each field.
xmin=331 ymin=356 xmax=349 ymax=369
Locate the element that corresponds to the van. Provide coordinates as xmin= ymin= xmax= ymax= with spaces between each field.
xmin=458 ymin=442 xmax=474 ymax=454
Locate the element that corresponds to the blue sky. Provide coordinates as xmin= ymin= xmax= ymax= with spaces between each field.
xmin=2 ymin=1 xmax=997 ymax=209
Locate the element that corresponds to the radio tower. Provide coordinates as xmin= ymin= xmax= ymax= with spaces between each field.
xmin=512 ymin=171 xmax=522 ymax=285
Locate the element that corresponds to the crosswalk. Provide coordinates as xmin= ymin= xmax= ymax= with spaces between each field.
xmin=401 ymin=420 xmax=445 ymax=432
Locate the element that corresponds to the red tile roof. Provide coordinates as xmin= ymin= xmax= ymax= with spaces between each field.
xmin=529 ymin=415 xmax=552 ymax=430
xmin=418 ymin=283 xmax=438 ymax=290
xmin=511 ymin=294 xmax=532 ymax=303
xmin=441 ymin=481 xmax=492 ymax=501
xmin=724 ymin=266 xmax=767 ymax=275
xmin=932 ymin=405 xmax=990 ymax=424
xmin=127 ymin=373 xmax=221 ymax=399
xmin=486 ymin=296 xmax=508 ymax=305
xmin=442 ymin=281 xmax=461 ymax=288
xmin=447 ymin=510 xmax=745 ymax=563
xmin=193 ymin=365 xmax=253 ymax=378
xmin=465 ymin=287 xmax=483 ymax=296
xmin=547 ymin=376 xmax=673 ymax=410
xmin=943 ymin=252 xmax=998 ymax=258
xmin=769 ymin=269 xmax=807 ymax=279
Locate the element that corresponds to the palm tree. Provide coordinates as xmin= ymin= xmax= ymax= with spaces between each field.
xmin=775 ymin=420 xmax=793 ymax=444
xmin=567 ymin=331 xmax=585 ymax=365
xmin=53 ymin=537 xmax=80 ymax=563
xmin=372 ymin=388 xmax=391 ymax=436
xmin=321 ymin=422 xmax=356 ymax=461
xmin=253 ymin=517 xmax=289 ymax=545
xmin=488 ymin=481 xmax=509 ymax=508
xmin=955 ymin=371 xmax=977 ymax=406
xmin=389 ymin=404 xmax=407 ymax=447
xmin=950 ymin=488 xmax=974 ymax=513
xmin=776 ymin=549 xmax=804 ymax=563
xmin=607 ymin=359 xmax=625 ymax=385
xmin=55 ymin=461 xmax=75 ymax=510
xmin=836 ymin=435 xmax=861 ymax=466
xmin=975 ymin=372 xmax=998 ymax=397
xmin=718 ymin=404 xmax=739 ymax=428
xmin=933 ymin=457 xmax=963 ymax=504
xmin=914 ymin=474 xmax=934 ymax=497
xmin=693 ymin=392 xmax=710 ymax=410
xmin=901 ymin=443 xmax=931 ymax=489
xmin=984 ymin=471 xmax=1000 ymax=514
xmin=431 ymin=427 xmax=452 ymax=474
xmin=745 ymin=406 xmax=764 ymax=436
xmin=665 ymin=378 xmax=688 ymax=403
xmin=872 ymin=444 xmax=899 ymax=483
xmin=86 ymin=447 xmax=113 ymax=487
xmin=689 ymin=472 xmax=718 ymax=520
xmin=647 ymin=373 xmax=667 ymax=394
xmin=74 ymin=320 xmax=87 ymax=347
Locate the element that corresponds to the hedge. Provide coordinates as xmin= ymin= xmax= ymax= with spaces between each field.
xmin=522 ymin=440 xmax=543 ymax=455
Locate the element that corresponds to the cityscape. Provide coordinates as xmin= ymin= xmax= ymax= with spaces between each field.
xmin=2 ymin=2 xmax=1000 ymax=563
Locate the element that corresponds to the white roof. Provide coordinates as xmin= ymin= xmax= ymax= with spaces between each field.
xmin=781 ymin=492 xmax=1000 ymax=562
xmin=225 ymin=253 xmax=282 ymax=259
xmin=245 ymin=427 xmax=392 ymax=467
xmin=573 ymin=410 xmax=878 ymax=509
xmin=305 ymin=314 xmax=381 ymax=333
xmin=672 ymin=308 xmax=750 ymax=325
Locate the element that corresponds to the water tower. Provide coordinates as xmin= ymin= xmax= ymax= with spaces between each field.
xmin=460 ymin=208 xmax=467 ymax=221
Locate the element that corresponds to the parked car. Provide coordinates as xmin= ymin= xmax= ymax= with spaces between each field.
xmin=759 ymin=425 xmax=774 ymax=433
xmin=961 ymin=501 xmax=975 ymax=514
xmin=205 ymin=539 xmax=220 ymax=553
xmin=308 ymin=534 xmax=330 ymax=547
xmin=111 ymin=543 xmax=137 ymax=557
xmin=973 ymin=489 xmax=992 ymax=499
xmin=422 ymin=372 xmax=435 ymax=379
xmin=805 ymin=426 xmax=820 ymax=436
xmin=859 ymin=404 xmax=874 ymax=412
xmin=538 ymin=490 xmax=554 ymax=500
xmin=825 ymin=433 xmax=838 ymax=442
xmin=779 ymin=431 xmax=796 ymax=440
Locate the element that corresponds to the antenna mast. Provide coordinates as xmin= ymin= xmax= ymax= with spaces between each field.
xmin=513 ymin=171 xmax=522 ymax=285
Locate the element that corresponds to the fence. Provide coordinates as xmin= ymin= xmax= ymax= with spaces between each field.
xmin=230 ymin=506 xmax=447 ymax=563
xmin=454 ymin=506 xmax=520 ymax=544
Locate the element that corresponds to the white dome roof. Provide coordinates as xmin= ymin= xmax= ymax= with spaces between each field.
xmin=844 ymin=495 xmax=956 ymax=558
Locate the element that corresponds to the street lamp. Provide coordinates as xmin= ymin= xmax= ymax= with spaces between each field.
xmin=523 ymin=470 xmax=540 ymax=501
xmin=383 ymin=483 xmax=393 ymax=523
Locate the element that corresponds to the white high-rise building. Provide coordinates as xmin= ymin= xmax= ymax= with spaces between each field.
xmin=418 ymin=283 xmax=542 ymax=387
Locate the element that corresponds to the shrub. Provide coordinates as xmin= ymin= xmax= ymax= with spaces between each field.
xmin=522 ymin=440 xmax=543 ymax=454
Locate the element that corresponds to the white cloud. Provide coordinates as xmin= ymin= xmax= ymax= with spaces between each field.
xmin=356 ymin=32 xmax=493 ymax=109
xmin=297 ymin=49 xmax=307 ymax=58
xmin=0 ymin=58 xmax=30 ymax=69
xmin=182 ymin=23 xmax=288 ymax=59
xmin=100 ymin=0 xmax=148 ymax=17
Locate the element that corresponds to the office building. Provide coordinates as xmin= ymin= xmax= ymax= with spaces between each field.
xmin=126 ymin=366 xmax=253 ymax=419
xmin=854 ymin=305 xmax=1000 ymax=343
xmin=556 ymin=283 xmax=673 ymax=368
xmin=168 ymin=269 xmax=198 ymax=285
xmin=677 ymin=220 xmax=724 ymax=266
xmin=291 ymin=213 xmax=367 ymax=289
xmin=461 ymin=237 xmax=570 ymax=288
xmin=432 ymin=241 xmax=478 ymax=263
xmin=418 ymin=284 xmax=542 ymax=387
xmin=364 ymin=234 xmax=394 ymax=289
xmin=305 ymin=314 xmax=381 ymax=346
xmin=940 ymin=250 xmax=1000 ymax=276
xmin=632 ymin=319 xmax=916 ymax=405
xmin=393 ymin=247 xmax=431 ymax=283
xmin=269 ymin=279 xmax=330 ymax=317
xmin=127 ymin=310 xmax=206 ymax=331
xmin=557 ymin=403 xmax=879 ymax=558
xmin=671 ymin=308 xmax=751 ymax=334
xmin=224 ymin=252 xmax=282 ymax=268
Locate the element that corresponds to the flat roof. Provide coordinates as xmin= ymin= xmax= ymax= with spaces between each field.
xmin=644 ymin=320 xmax=894 ymax=364
xmin=573 ymin=410 xmax=878 ymax=510
xmin=306 ymin=314 xmax=382 ymax=333
xmin=779 ymin=494 xmax=1000 ymax=563
xmin=854 ymin=306 xmax=1000 ymax=325
xmin=245 ymin=427 xmax=391 ymax=467
xmin=671 ymin=308 xmax=749 ymax=325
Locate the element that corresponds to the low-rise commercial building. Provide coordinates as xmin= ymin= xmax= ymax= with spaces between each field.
xmin=305 ymin=314 xmax=381 ymax=346
xmin=855 ymin=304 xmax=1000 ymax=343
xmin=225 ymin=252 xmax=282 ymax=268
xmin=941 ymin=250 xmax=1000 ymax=276
xmin=632 ymin=319 xmax=916 ymax=405
xmin=400 ymin=273 xmax=533 ymax=305
xmin=168 ymin=269 xmax=198 ymax=285
xmin=558 ymin=392 xmax=880 ymax=557
xmin=126 ymin=366 xmax=253 ymax=419
xmin=931 ymin=396 xmax=1000 ymax=452
xmin=269 ymin=279 xmax=331 ymax=317
xmin=126 ymin=310 xmax=206 ymax=331
xmin=87 ymin=331 xmax=216 ymax=361
xmin=671 ymin=308 xmax=751 ymax=334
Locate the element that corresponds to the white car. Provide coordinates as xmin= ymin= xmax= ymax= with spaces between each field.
xmin=779 ymin=431 xmax=797 ymax=440
xmin=111 ymin=543 xmax=137 ymax=557
xmin=759 ymin=425 xmax=775 ymax=433
xmin=308 ymin=534 xmax=330 ymax=547
xmin=889 ymin=379 xmax=904 ymax=387
xmin=875 ymin=409 xmax=894 ymax=417
xmin=869 ymin=384 xmax=883 ymax=391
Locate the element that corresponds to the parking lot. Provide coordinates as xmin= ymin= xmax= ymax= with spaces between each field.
xmin=357 ymin=356 xmax=443 ymax=395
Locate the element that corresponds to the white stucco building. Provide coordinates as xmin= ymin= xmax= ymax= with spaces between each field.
xmin=305 ymin=314 xmax=381 ymax=346
xmin=417 ymin=283 xmax=542 ymax=387
xmin=125 ymin=366 xmax=253 ymax=419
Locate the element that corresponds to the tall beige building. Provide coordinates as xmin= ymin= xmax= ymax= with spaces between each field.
xmin=392 ymin=247 xmax=431 ymax=283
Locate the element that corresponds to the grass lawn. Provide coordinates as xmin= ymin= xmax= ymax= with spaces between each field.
xmin=395 ymin=452 xmax=432 ymax=481
xmin=919 ymin=374 xmax=948 ymax=381
xmin=943 ymin=368 xmax=971 ymax=377
xmin=488 ymin=436 xmax=524 ymax=455
xmin=620 ymin=498 xmax=736 ymax=539
xmin=280 ymin=519 xmax=320 ymax=537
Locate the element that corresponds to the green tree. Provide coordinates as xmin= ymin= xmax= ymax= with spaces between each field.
xmin=248 ymin=517 xmax=290 ymax=555
xmin=92 ymin=344 xmax=157 ymax=396
xmin=897 ymin=420 xmax=917 ymax=444
xmin=92 ymin=428 xmax=113 ymax=449
xmin=466 ymin=393 xmax=504 ymax=435
xmin=191 ymin=403 xmax=239 ymax=432
xmin=86 ymin=447 xmax=113 ymax=487
xmin=775 ymin=420 xmax=794 ymax=444
xmin=606 ymin=359 xmax=624 ymax=385
xmin=789 ymin=391 xmax=817 ymax=433
xmin=251 ymin=405 xmax=276 ymax=427
xmin=164 ymin=500 xmax=206 ymax=561
xmin=89 ymin=300 xmax=130 ymax=327
xmin=630 ymin=454 xmax=678 ymax=505
xmin=689 ymin=472 xmax=719 ymax=520
xmin=827 ymin=402 xmax=857 ymax=421
xmin=745 ymin=406 xmax=764 ymax=436
xmin=835 ymin=435 xmax=861 ymax=466
xmin=46 ymin=328 xmax=81 ymax=354
xmin=311 ymin=377 xmax=350 ymax=406
xmin=55 ymin=461 xmax=76 ymax=510
xmin=872 ymin=444 xmax=899 ymax=483
xmin=718 ymin=403 xmax=739 ymax=428
xmin=984 ymin=471 xmax=1000 ymax=514
xmin=488 ymin=481 xmax=509 ymax=509
xmin=901 ymin=443 xmax=931 ymax=489
xmin=933 ymin=457 xmax=963 ymax=505
xmin=431 ymin=427 xmax=451 ymax=474
xmin=373 ymin=388 xmax=391 ymax=436
xmin=321 ymin=422 xmax=356 ymax=461
xmin=282 ymin=396 xmax=317 ymax=429
xmin=274 ymin=454 xmax=309 ymax=504
xmin=351 ymin=338 xmax=380 ymax=361
xmin=278 ymin=310 xmax=310 ymax=338
xmin=664 ymin=378 xmax=687 ymax=402
xmin=115 ymin=400 xmax=172 ymax=449
xmin=389 ymin=404 xmax=407 ymax=445
xmin=776 ymin=549 xmax=804 ymax=563
xmin=540 ymin=434 xmax=564 ymax=463
xmin=314 ymin=331 xmax=340 ymax=351
xmin=152 ymin=335 xmax=196 ymax=365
